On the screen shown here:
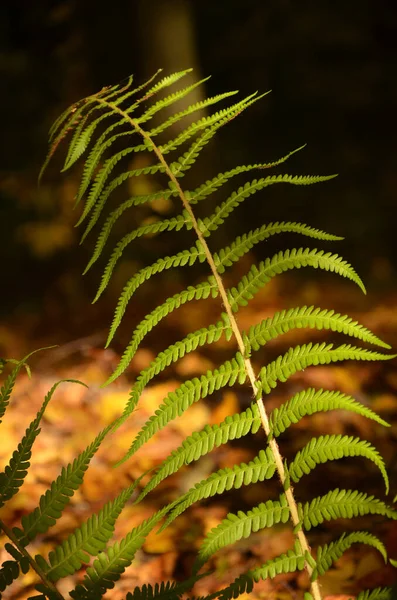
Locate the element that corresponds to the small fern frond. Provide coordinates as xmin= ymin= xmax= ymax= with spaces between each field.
xmin=125 ymin=581 xmax=183 ymax=600
xmin=297 ymin=489 xmax=397 ymax=532
xmin=201 ymin=175 xmax=336 ymax=235
xmin=120 ymin=353 xmax=246 ymax=463
xmin=259 ymin=342 xmax=395 ymax=394
xmin=217 ymin=541 xmax=305 ymax=600
xmin=69 ymin=506 xmax=170 ymax=600
xmin=161 ymin=448 xmax=276 ymax=530
xmin=269 ymin=387 xmax=389 ymax=438
xmin=123 ymin=316 xmax=231 ymax=416
xmin=248 ymin=305 xmax=390 ymax=353
xmin=229 ymin=248 xmax=366 ymax=312
xmin=356 ymin=588 xmax=395 ymax=600
xmin=14 ymin=425 xmax=111 ymax=547
xmin=194 ymin=494 xmax=290 ymax=573
xmin=0 ymin=380 xmax=84 ymax=507
xmin=312 ymin=532 xmax=386 ymax=579
xmin=215 ymin=222 xmax=343 ymax=272
xmin=41 ymin=477 xmax=144 ymax=582
xmin=132 ymin=403 xmax=261 ymax=492
xmin=289 ymin=434 xmax=389 ymax=492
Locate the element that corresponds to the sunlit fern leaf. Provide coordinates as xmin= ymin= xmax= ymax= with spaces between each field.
xmin=40 ymin=476 xmax=145 ymax=582
xmin=216 ymin=540 xmax=305 ymax=600
xmin=214 ymin=222 xmax=343 ymax=271
xmin=105 ymin=277 xmax=217 ymax=357
xmin=0 ymin=347 xmax=54 ymax=424
xmin=131 ymin=402 xmax=261 ymax=489
xmin=259 ymin=342 xmax=395 ymax=395
xmin=193 ymin=494 xmax=290 ymax=573
xmin=288 ymin=434 xmax=389 ymax=492
xmin=69 ymin=506 xmax=170 ymax=600
xmin=312 ymin=531 xmax=386 ymax=580
xmin=0 ymin=379 xmax=84 ymax=507
xmin=120 ymin=353 xmax=246 ymax=463
xmin=229 ymin=248 xmax=366 ymax=313
xmin=160 ymin=448 xmax=276 ymax=530
xmin=356 ymin=588 xmax=396 ymax=600
xmin=123 ymin=315 xmax=231 ymax=415
xmin=13 ymin=425 xmax=112 ymax=547
xmin=201 ymin=175 xmax=336 ymax=236
xmin=269 ymin=388 xmax=390 ymax=439
xmin=297 ymin=489 xmax=397 ymax=532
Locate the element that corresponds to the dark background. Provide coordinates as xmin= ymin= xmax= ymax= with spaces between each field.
xmin=1 ymin=0 xmax=396 ymax=342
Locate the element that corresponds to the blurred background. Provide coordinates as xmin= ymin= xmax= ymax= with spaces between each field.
xmin=0 ymin=0 xmax=396 ymax=350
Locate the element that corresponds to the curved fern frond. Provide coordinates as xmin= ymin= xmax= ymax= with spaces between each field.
xmin=0 ymin=379 xmax=84 ymax=507
xmin=14 ymin=425 xmax=111 ymax=547
xmin=217 ymin=540 xmax=305 ymax=600
xmin=39 ymin=476 xmax=145 ymax=582
xmin=356 ymin=588 xmax=395 ymax=600
xmin=69 ymin=506 xmax=170 ymax=600
xmin=201 ymin=175 xmax=336 ymax=236
xmin=312 ymin=531 xmax=386 ymax=580
xmin=229 ymin=248 xmax=366 ymax=312
xmin=161 ymin=448 xmax=276 ymax=530
xmin=132 ymin=402 xmax=261 ymax=492
xmin=259 ymin=342 xmax=395 ymax=394
xmin=194 ymin=494 xmax=290 ymax=572
xmin=215 ymin=222 xmax=343 ymax=272
xmin=289 ymin=434 xmax=389 ymax=493
xmin=297 ymin=489 xmax=397 ymax=532
xmin=120 ymin=353 xmax=246 ymax=463
xmin=269 ymin=387 xmax=390 ymax=439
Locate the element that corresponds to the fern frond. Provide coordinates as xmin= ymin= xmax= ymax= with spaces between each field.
xmin=298 ymin=489 xmax=397 ymax=532
xmin=69 ymin=506 xmax=170 ymax=600
xmin=120 ymin=353 xmax=246 ymax=463
xmin=132 ymin=402 xmax=261 ymax=493
xmin=247 ymin=305 xmax=390 ymax=353
xmin=201 ymin=175 xmax=336 ymax=236
xmin=356 ymin=588 xmax=395 ymax=600
xmin=122 ymin=315 xmax=231 ymax=416
xmin=259 ymin=342 xmax=395 ymax=394
xmin=269 ymin=387 xmax=390 ymax=438
xmin=215 ymin=222 xmax=343 ymax=271
xmin=0 ymin=380 xmax=84 ymax=507
xmin=194 ymin=494 xmax=290 ymax=572
xmin=217 ymin=541 xmax=305 ymax=600
xmin=289 ymin=434 xmax=389 ymax=492
xmin=13 ymin=425 xmax=111 ymax=547
xmin=39 ymin=477 xmax=144 ymax=582
xmin=312 ymin=531 xmax=386 ymax=579
xmin=125 ymin=576 xmax=203 ymax=600
xmin=161 ymin=448 xmax=276 ymax=530
xmin=229 ymin=248 xmax=366 ymax=312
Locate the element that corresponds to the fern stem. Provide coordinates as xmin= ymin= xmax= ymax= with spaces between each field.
xmin=0 ymin=519 xmax=64 ymax=600
xmin=96 ymin=97 xmax=322 ymax=600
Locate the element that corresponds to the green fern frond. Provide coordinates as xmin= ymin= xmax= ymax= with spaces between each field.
xmin=259 ymin=342 xmax=395 ymax=394
xmin=356 ymin=588 xmax=395 ymax=600
xmin=217 ymin=541 xmax=305 ymax=600
xmin=123 ymin=315 xmax=231 ymax=416
xmin=269 ymin=387 xmax=390 ymax=438
xmin=161 ymin=448 xmax=276 ymax=530
xmin=297 ymin=489 xmax=397 ymax=532
xmin=41 ymin=476 xmax=145 ymax=582
xmin=125 ymin=581 xmax=183 ymax=600
xmin=215 ymin=222 xmax=343 ymax=271
xmin=120 ymin=353 xmax=246 ymax=463
xmin=289 ymin=434 xmax=389 ymax=492
xmin=69 ymin=506 xmax=170 ymax=600
xmin=13 ymin=425 xmax=111 ymax=547
xmin=312 ymin=531 xmax=386 ymax=580
xmin=0 ymin=380 xmax=84 ymax=507
xmin=229 ymin=248 xmax=366 ymax=313
xmin=201 ymin=175 xmax=336 ymax=235
xmin=132 ymin=402 xmax=261 ymax=492
xmin=194 ymin=494 xmax=290 ymax=573
xmin=248 ymin=305 xmax=390 ymax=353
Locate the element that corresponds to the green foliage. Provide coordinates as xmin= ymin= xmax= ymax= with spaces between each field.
xmin=1 ymin=68 xmax=396 ymax=600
